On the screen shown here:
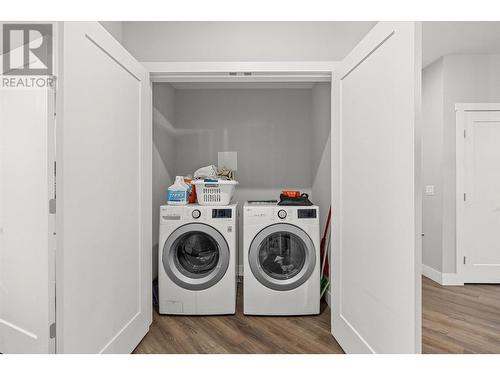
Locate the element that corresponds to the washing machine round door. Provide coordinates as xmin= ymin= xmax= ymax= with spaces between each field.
xmin=163 ymin=223 xmax=230 ymax=291
xmin=249 ymin=223 xmax=316 ymax=291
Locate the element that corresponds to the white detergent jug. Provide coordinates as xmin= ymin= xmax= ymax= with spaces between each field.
xmin=167 ymin=176 xmax=189 ymax=205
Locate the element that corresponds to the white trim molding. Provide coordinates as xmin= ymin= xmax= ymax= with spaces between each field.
xmin=421 ymin=264 xmax=464 ymax=286
xmin=143 ymin=61 xmax=338 ymax=83
xmin=455 ymin=103 xmax=500 ymax=285
xmin=455 ymin=103 xmax=500 ymax=112
xmin=421 ymin=264 xmax=441 ymax=284
xmin=455 ymin=106 xmax=466 ymax=286
xmin=442 ymin=273 xmax=464 ymax=286
xmin=143 ymin=61 xmax=339 ymax=73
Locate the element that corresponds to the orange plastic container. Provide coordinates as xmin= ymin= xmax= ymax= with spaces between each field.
xmin=184 ymin=177 xmax=197 ymax=204
xmin=282 ymin=190 xmax=301 ymax=198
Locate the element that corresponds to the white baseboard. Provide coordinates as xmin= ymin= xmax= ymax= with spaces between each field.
xmin=421 ymin=264 xmax=463 ymax=286
xmin=442 ymin=272 xmax=464 ymax=286
xmin=421 ymin=264 xmax=442 ymax=284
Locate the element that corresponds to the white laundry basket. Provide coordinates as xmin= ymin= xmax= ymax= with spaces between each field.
xmin=192 ymin=179 xmax=238 ymax=206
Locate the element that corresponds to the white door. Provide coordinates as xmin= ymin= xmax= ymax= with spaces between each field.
xmin=0 ymin=87 xmax=56 ymax=353
xmin=56 ymin=22 xmax=152 ymax=353
xmin=331 ymin=22 xmax=422 ymax=353
xmin=462 ymin=109 xmax=500 ymax=283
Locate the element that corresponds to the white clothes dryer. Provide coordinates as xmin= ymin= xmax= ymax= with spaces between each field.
xmin=243 ymin=202 xmax=320 ymax=315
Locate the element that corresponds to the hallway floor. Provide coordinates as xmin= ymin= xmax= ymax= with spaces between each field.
xmin=422 ymin=276 xmax=500 ymax=354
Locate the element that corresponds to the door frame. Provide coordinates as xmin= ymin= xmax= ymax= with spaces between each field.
xmin=455 ymin=103 xmax=500 ymax=284
xmin=146 ymin=60 xmax=336 ymax=315
xmin=146 ymin=61 xmax=336 ymax=299
xmin=144 ymin=57 xmax=422 ymax=352
xmin=145 ymin=61 xmax=338 ymax=82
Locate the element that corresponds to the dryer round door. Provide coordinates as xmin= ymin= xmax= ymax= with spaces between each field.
xmin=248 ymin=223 xmax=316 ymax=291
xmin=162 ymin=223 xmax=230 ymax=291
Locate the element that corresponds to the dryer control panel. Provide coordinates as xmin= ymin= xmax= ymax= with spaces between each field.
xmin=212 ymin=208 xmax=232 ymax=219
xmin=244 ymin=204 xmax=319 ymax=225
xmin=297 ymin=208 xmax=317 ymax=219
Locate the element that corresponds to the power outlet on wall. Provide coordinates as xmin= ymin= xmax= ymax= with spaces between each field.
xmin=425 ymin=185 xmax=435 ymax=196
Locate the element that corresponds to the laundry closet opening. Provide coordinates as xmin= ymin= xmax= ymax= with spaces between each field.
xmin=151 ymin=76 xmax=333 ymax=312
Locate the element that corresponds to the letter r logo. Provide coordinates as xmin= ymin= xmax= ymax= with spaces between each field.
xmin=2 ymin=24 xmax=53 ymax=75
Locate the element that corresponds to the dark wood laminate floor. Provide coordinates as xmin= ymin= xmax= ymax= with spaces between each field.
xmin=133 ymin=285 xmax=343 ymax=354
xmin=133 ymin=278 xmax=500 ymax=354
xmin=422 ymin=276 xmax=500 ymax=354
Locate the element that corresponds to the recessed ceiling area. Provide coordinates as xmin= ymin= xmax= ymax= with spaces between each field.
xmin=121 ymin=21 xmax=377 ymax=62
xmin=106 ymin=21 xmax=500 ymax=69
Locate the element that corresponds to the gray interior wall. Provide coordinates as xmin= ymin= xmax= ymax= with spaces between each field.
xmin=421 ymin=54 xmax=500 ymax=274
xmin=173 ymin=88 xmax=313 ymax=187
xmin=152 ymin=83 xmax=176 ymax=280
xmin=173 ymin=88 xmax=314 ymax=271
xmin=310 ymin=83 xmax=332 ymax=236
xmin=99 ymin=21 xmax=123 ymax=43
xmin=310 ymin=83 xmax=332 ymax=302
xmin=121 ymin=21 xmax=375 ymax=62
xmin=152 ymin=83 xmax=333 ymax=275
xmin=422 ymin=59 xmax=444 ymax=272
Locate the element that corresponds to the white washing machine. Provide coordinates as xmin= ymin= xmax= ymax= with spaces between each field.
xmin=159 ymin=203 xmax=237 ymax=315
xmin=243 ymin=202 xmax=320 ymax=315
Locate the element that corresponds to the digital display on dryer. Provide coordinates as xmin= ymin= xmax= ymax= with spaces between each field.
xmin=212 ymin=209 xmax=232 ymax=219
xmin=297 ymin=209 xmax=317 ymax=219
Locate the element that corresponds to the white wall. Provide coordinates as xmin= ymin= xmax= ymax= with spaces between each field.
xmin=152 ymin=83 xmax=176 ymax=280
xmin=121 ymin=22 xmax=375 ymax=62
xmin=421 ymin=58 xmax=444 ymax=272
xmin=422 ymin=53 xmax=500 ymax=275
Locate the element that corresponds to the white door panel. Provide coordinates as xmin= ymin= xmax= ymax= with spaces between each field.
xmin=331 ymin=22 xmax=421 ymax=353
xmin=57 ymin=22 xmax=151 ymax=353
xmin=463 ymin=111 xmax=500 ymax=283
xmin=0 ymin=88 xmax=55 ymax=353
